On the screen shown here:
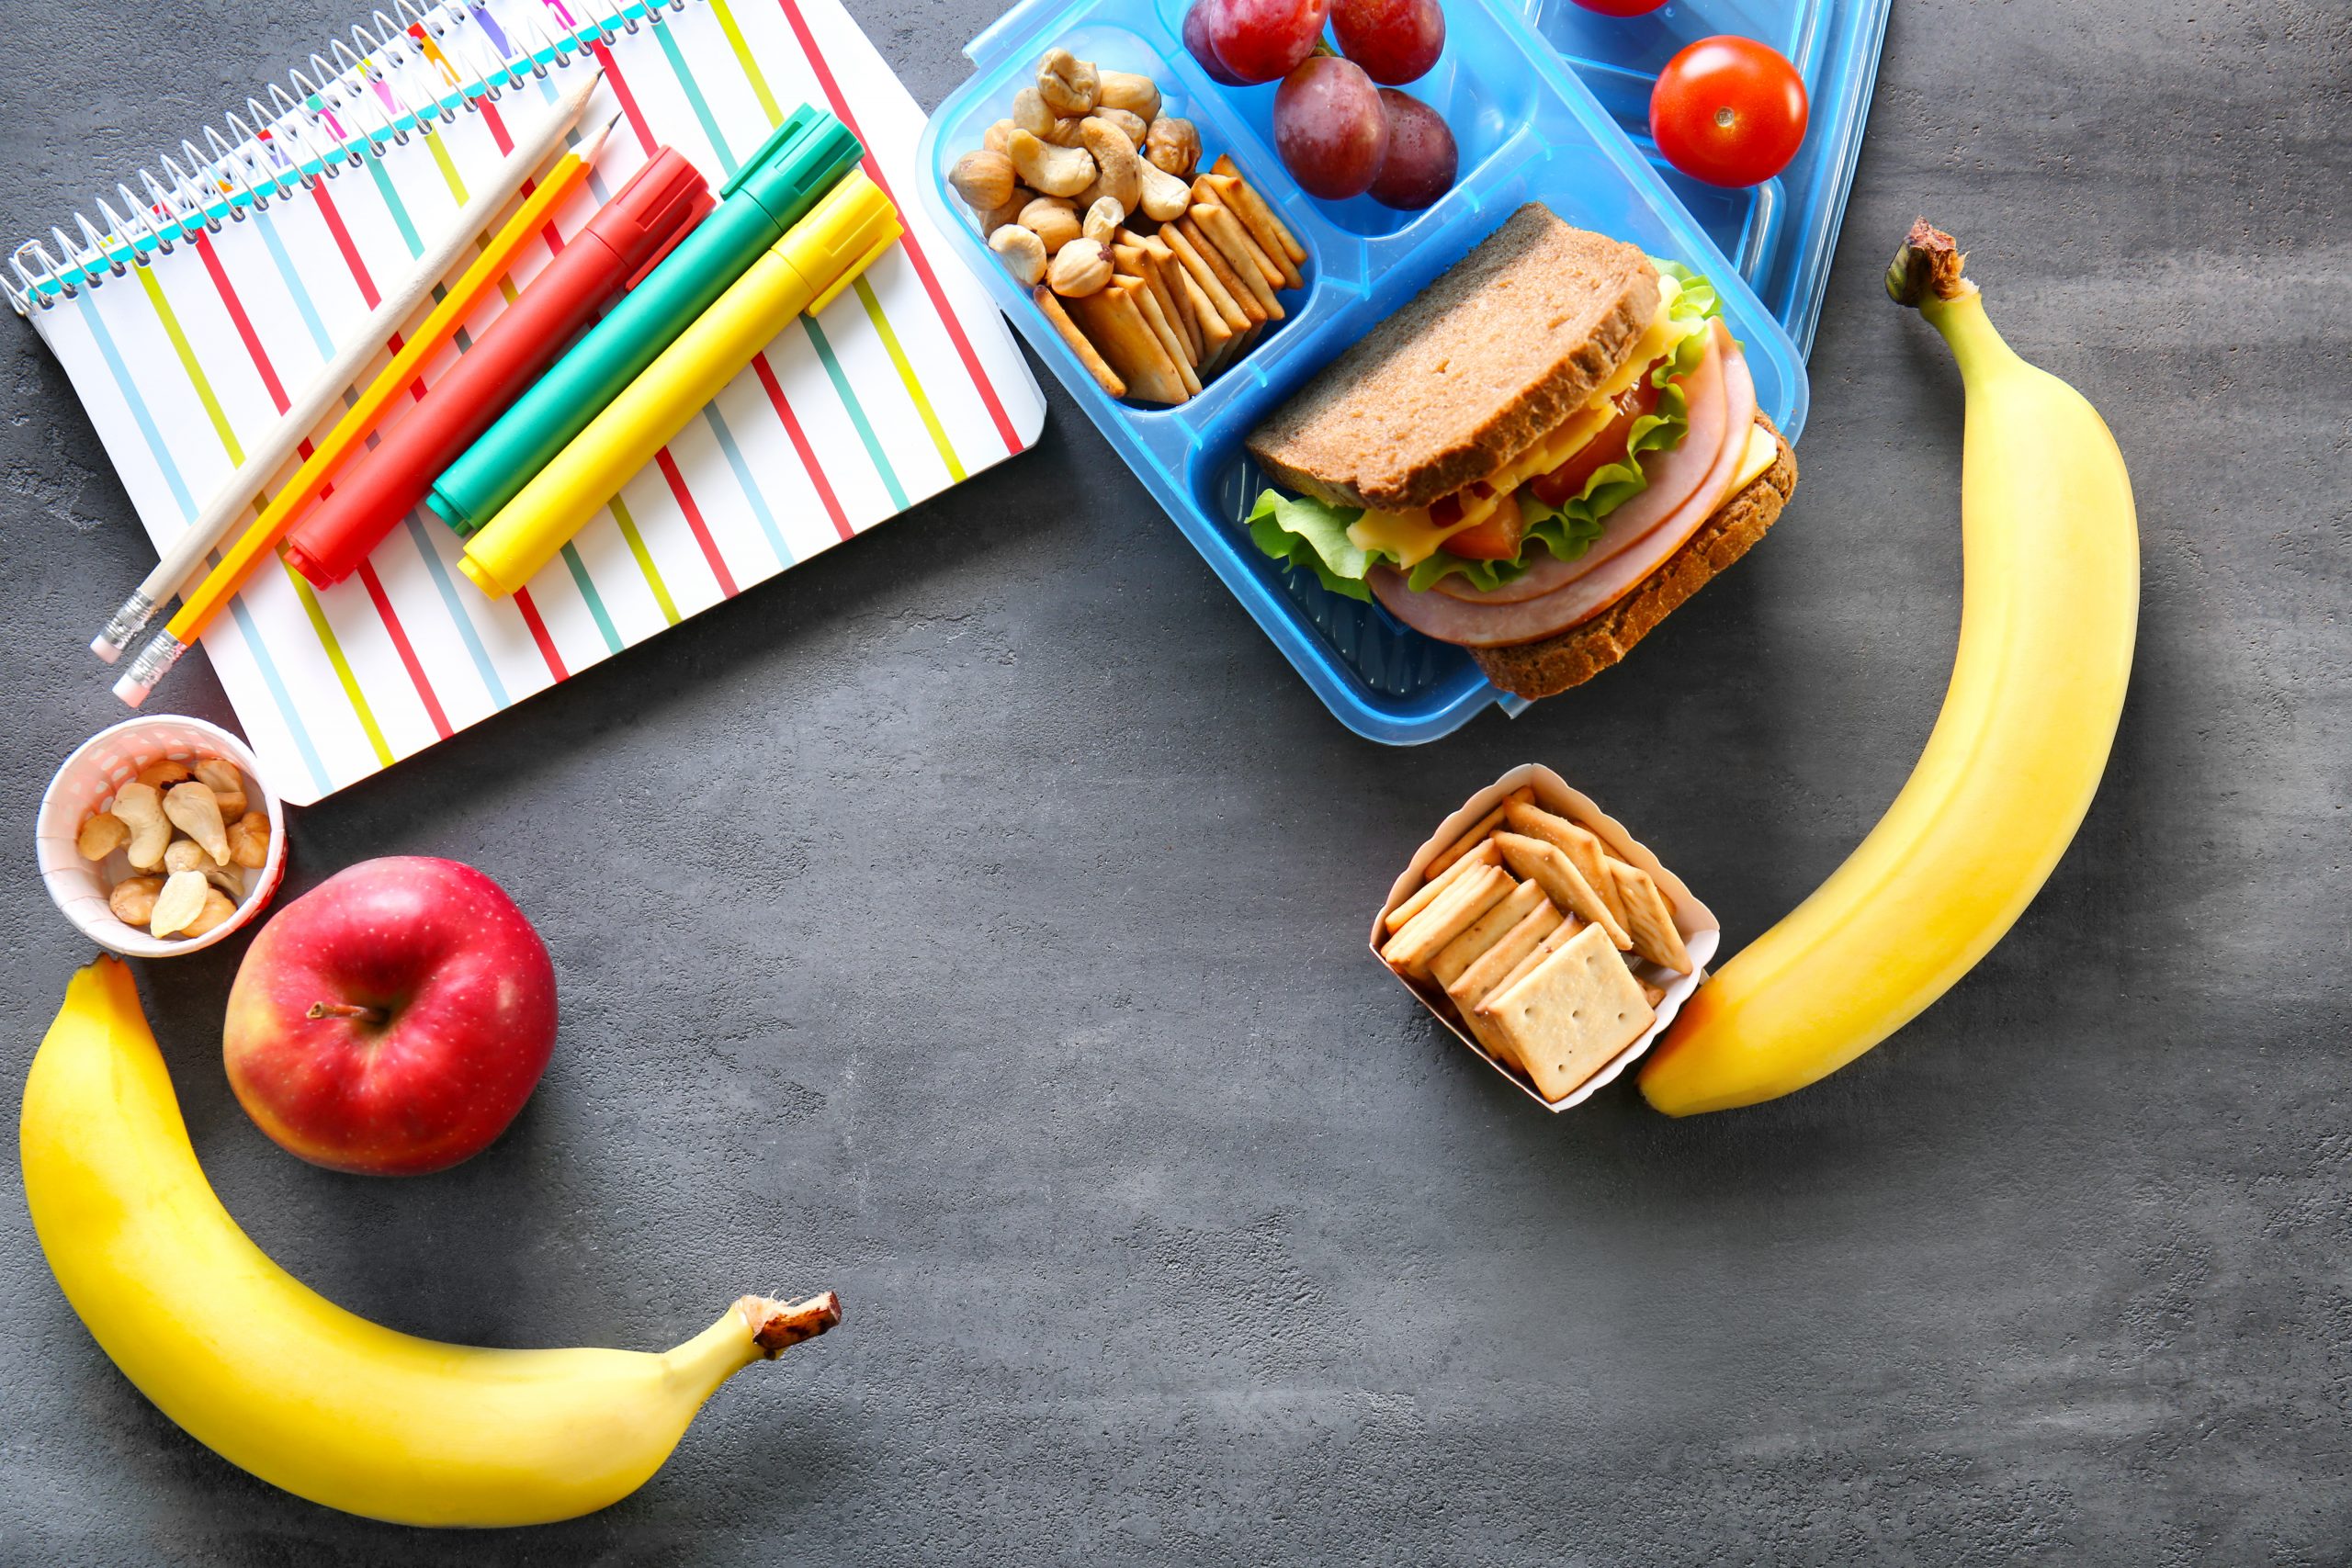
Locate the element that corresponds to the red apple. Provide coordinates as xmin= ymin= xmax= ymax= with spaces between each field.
xmin=223 ymin=856 xmax=558 ymax=1176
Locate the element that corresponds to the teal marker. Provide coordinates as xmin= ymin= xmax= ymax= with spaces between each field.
xmin=427 ymin=107 xmax=861 ymax=536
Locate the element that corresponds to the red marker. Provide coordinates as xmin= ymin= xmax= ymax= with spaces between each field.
xmin=285 ymin=148 xmax=713 ymax=588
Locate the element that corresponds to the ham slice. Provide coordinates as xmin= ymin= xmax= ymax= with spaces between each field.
xmin=1432 ymin=325 xmax=1733 ymax=605
xmin=1373 ymin=327 xmax=1760 ymax=649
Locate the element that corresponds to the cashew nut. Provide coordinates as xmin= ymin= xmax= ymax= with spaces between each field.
xmin=1019 ymin=195 xmax=1081 ymax=254
xmin=1012 ymin=86 xmax=1056 ymax=139
xmin=1094 ymin=107 xmax=1148 ymax=149
xmin=108 ymin=875 xmax=164 ymax=926
xmin=1096 ymin=70 xmax=1161 ymax=122
xmin=228 ymin=810 xmax=271 ymax=870
xmin=112 ymin=782 xmax=170 ymax=870
xmin=1077 ymin=118 xmax=1141 ymax=216
xmin=192 ymin=757 xmax=247 ymax=819
xmin=167 ymin=836 xmax=246 ymax=897
xmin=1048 ymin=239 xmax=1114 ymax=298
xmin=983 ymin=118 xmax=1013 ymax=155
xmin=184 ymin=886 xmax=238 ymax=938
xmin=1136 ymin=158 xmax=1193 ymax=223
xmin=148 ymin=870 xmax=210 ymax=938
xmin=1007 ymin=130 xmax=1095 ymax=198
xmin=1145 ymin=117 xmax=1201 ymax=179
xmin=978 ymin=188 xmax=1031 ymax=236
xmin=989 ymin=224 xmax=1048 ymax=286
xmin=1035 ymin=48 xmax=1098 ymax=118
xmin=950 ymin=149 xmax=1017 ymax=214
xmin=1081 ymin=197 xmax=1125 ymax=246
xmin=135 ymin=757 xmax=193 ymax=790
xmin=1045 ymin=117 xmax=1088 ymax=148
xmin=77 ymin=811 xmax=129 ymax=861
xmin=164 ymin=780 xmax=230 ymax=865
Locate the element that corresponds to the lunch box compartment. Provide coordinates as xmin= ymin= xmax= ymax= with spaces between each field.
xmin=919 ymin=0 xmax=1816 ymax=745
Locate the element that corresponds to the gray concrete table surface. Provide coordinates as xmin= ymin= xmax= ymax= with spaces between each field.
xmin=0 ymin=0 xmax=2344 ymax=1562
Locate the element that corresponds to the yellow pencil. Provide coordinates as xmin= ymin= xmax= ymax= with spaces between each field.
xmin=111 ymin=88 xmax=612 ymax=707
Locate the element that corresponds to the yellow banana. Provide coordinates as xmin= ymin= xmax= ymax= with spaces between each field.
xmin=1640 ymin=222 xmax=2138 ymax=1115
xmin=19 ymin=955 xmax=841 ymax=1527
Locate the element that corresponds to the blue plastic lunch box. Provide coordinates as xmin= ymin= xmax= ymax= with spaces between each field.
xmin=917 ymin=0 xmax=1883 ymax=744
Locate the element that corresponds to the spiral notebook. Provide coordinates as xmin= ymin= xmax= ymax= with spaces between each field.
xmin=9 ymin=0 xmax=1044 ymax=805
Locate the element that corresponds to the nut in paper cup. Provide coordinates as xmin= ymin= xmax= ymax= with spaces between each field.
xmin=38 ymin=715 xmax=288 ymax=958
xmin=1372 ymin=763 xmax=1720 ymax=1112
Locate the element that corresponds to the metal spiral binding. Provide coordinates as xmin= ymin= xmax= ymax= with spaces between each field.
xmin=6 ymin=0 xmax=657 ymax=316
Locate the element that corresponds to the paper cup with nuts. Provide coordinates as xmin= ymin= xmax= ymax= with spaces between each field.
xmin=39 ymin=715 xmax=288 ymax=957
xmin=1373 ymin=764 xmax=1718 ymax=1111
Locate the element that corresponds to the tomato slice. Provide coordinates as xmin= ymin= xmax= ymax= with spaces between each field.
xmin=1442 ymin=499 xmax=1525 ymax=560
xmin=1527 ymin=363 xmax=1667 ymax=508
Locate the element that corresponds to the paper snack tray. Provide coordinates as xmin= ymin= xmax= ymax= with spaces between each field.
xmin=1372 ymin=763 xmax=1720 ymax=1111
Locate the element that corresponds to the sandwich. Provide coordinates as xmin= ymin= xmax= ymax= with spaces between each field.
xmin=1242 ymin=202 xmax=1795 ymax=698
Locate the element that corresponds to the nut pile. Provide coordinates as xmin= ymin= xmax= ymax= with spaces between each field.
xmin=950 ymin=47 xmax=1307 ymax=407
xmin=78 ymin=756 xmax=270 ymax=940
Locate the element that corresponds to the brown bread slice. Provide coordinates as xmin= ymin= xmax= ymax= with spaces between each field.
xmin=1245 ymin=204 xmax=1658 ymax=512
xmin=1471 ymin=418 xmax=1798 ymax=699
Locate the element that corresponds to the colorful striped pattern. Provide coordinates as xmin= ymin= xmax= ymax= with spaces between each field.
xmin=28 ymin=0 xmax=1042 ymax=803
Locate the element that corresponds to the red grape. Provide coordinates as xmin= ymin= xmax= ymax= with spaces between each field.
xmin=1331 ymin=0 xmax=1446 ymax=85
xmin=1571 ymin=0 xmax=1667 ymax=13
xmin=1204 ymin=0 xmax=1331 ymax=85
xmin=1274 ymin=56 xmax=1391 ymax=199
xmin=1369 ymin=89 xmax=1455 ymax=209
xmin=1182 ymin=0 xmax=1249 ymax=85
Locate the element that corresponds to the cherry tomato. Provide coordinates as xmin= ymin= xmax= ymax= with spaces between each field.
xmin=1649 ymin=36 xmax=1808 ymax=188
xmin=1570 ymin=0 xmax=1668 ymax=14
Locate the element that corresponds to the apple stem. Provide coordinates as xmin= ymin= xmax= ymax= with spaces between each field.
xmin=307 ymin=1001 xmax=388 ymax=1025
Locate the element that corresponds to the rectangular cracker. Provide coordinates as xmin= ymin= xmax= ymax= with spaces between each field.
xmin=1125 ymin=241 xmax=1195 ymax=365
xmin=1494 ymin=830 xmax=1633 ymax=951
xmin=1382 ymin=863 xmax=1515 ymax=978
xmin=1503 ymin=800 xmax=1631 ymax=930
xmin=1426 ymin=785 xmax=1536 ymax=878
xmin=1175 ymin=265 xmax=1236 ymax=372
xmin=1192 ymin=190 xmax=1283 ymax=291
xmin=1480 ymin=922 xmax=1657 ymax=1102
xmin=1031 ymin=285 xmax=1123 ymax=399
xmin=1192 ymin=201 xmax=1284 ymax=321
xmin=1171 ymin=217 xmax=1265 ymax=325
xmin=1133 ymin=231 xmax=1199 ymax=358
xmin=1430 ymin=878 xmax=1548 ymax=994
xmin=1067 ymin=279 xmax=1190 ymax=406
xmin=1129 ymin=276 xmax=1203 ymax=397
xmin=1607 ymin=859 xmax=1693 ymax=975
xmin=1385 ymin=836 xmax=1501 ymax=933
xmin=1444 ymin=900 xmax=1566 ymax=1070
xmin=1199 ymin=174 xmax=1304 ymax=289
xmin=1212 ymin=155 xmax=1306 ymax=264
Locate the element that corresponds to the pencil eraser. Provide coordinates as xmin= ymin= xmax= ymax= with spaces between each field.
xmin=90 ymin=632 xmax=123 ymax=664
xmin=111 ymin=670 xmax=154 ymax=708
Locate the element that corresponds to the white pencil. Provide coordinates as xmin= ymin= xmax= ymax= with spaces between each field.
xmin=89 ymin=67 xmax=605 ymax=663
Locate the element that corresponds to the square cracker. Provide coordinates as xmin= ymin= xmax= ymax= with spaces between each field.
xmin=1385 ymin=836 xmax=1501 ymax=934
xmin=1607 ymin=859 xmax=1692 ymax=975
xmin=1474 ymin=908 xmax=1586 ymax=1013
xmin=1426 ymin=785 xmax=1535 ymax=879
xmin=1503 ymin=800 xmax=1631 ymax=930
xmin=1430 ymin=878 xmax=1547 ymax=993
xmin=1494 ymin=831 xmax=1632 ymax=951
xmin=1381 ymin=863 xmax=1512 ymax=978
xmin=1444 ymin=900 xmax=1566 ymax=1070
xmin=1481 ymin=923 xmax=1657 ymax=1101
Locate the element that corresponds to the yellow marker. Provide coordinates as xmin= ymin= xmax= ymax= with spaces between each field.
xmin=458 ymin=170 xmax=900 ymax=598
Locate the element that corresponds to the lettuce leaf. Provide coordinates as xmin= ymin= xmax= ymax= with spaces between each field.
xmin=1246 ymin=262 xmax=1723 ymax=596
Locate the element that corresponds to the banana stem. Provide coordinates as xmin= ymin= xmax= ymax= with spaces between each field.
xmin=1888 ymin=218 xmax=2025 ymax=382
xmin=736 ymin=1291 xmax=842 ymax=1358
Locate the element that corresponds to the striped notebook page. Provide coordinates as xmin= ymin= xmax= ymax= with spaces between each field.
xmin=17 ymin=0 xmax=1043 ymax=804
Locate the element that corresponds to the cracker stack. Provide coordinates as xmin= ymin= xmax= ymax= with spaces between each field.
xmin=1379 ymin=789 xmax=1694 ymax=1102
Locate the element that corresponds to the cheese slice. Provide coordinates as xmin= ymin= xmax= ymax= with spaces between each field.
xmin=1345 ymin=280 xmax=1707 ymax=569
xmin=1725 ymin=423 xmax=1776 ymax=494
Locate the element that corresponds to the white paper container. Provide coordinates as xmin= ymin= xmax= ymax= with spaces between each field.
xmin=38 ymin=716 xmax=288 ymax=958
xmin=1372 ymin=763 xmax=1721 ymax=1112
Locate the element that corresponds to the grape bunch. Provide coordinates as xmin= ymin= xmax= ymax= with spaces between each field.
xmin=1183 ymin=0 xmax=1459 ymax=209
